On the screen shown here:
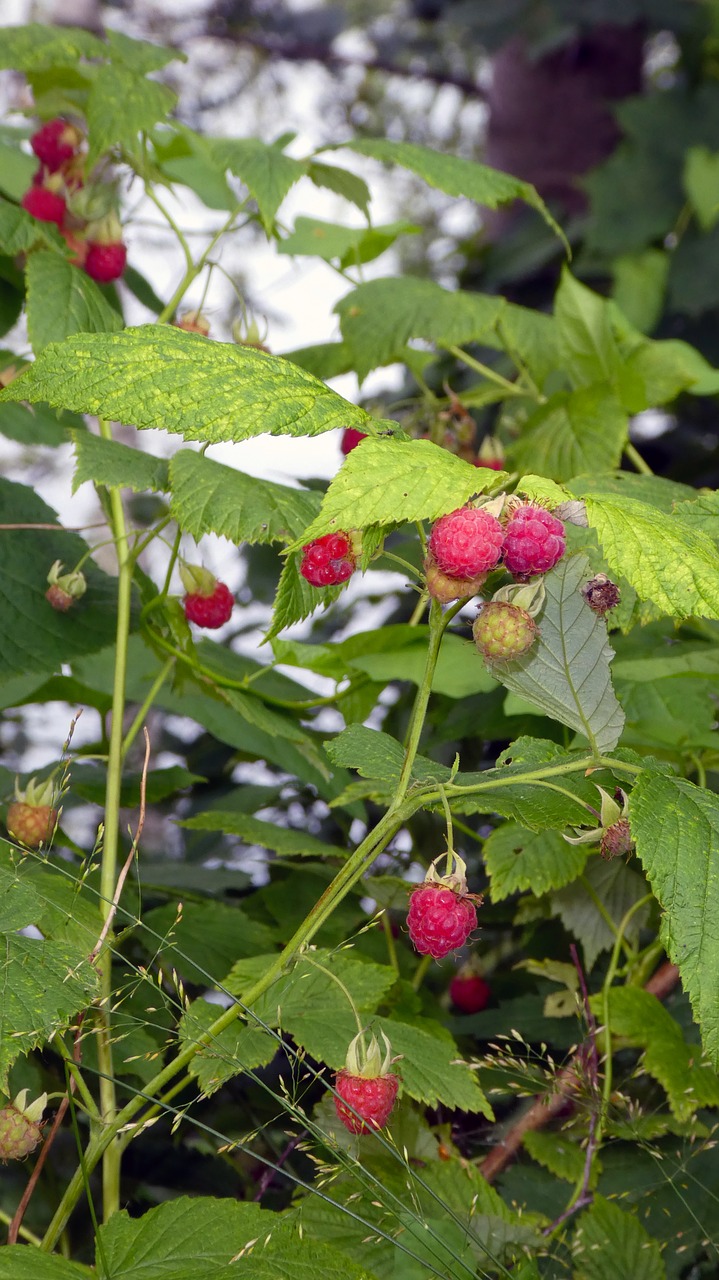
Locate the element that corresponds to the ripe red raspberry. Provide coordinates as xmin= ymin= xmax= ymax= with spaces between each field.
xmin=30 ymin=118 xmax=80 ymax=171
xmin=84 ymin=240 xmax=127 ymax=283
xmin=7 ymin=801 xmax=58 ymax=849
xmin=408 ymin=883 xmax=478 ymax=959
xmin=333 ymin=1028 xmax=399 ymax=1134
xmin=0 ymin=1092 xmax=46 ymax=1162
xmin=424 ymin=553 xmax=487 ymax=604
xmin=502 ymin=504 xmax=565 ymax=579
xmin=473 ymin=601 xmax=537 ymax=663
xmin=21 ymin=186 xmax=67 ymax=226
xmin=183 ymin=581 xmax=234 ymax=629
xmin=341 ymin=427 xmax=367 ymax=454
xmin=449 ymin=972 xmax=491 ymax=1014
xmin=428 ymin=507 xmax=504 ymax=580
xmin=300 ymin=532 xmax=356 ymax=587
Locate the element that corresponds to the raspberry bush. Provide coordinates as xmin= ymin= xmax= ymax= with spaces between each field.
xmin=2 ymin=20 xmax=719 ymax=1279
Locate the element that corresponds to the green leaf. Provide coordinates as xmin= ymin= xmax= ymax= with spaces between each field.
xmin=554 ymin=269 xmax=623 ymax=388
xmin=487 ymin=553 xmax=625 ymax=755
xmin=631 ymin=772 xmax=719 ymax=1068
xmin=0 ymin=326 xmax=377 ymax=443
xmin=293 ymin=437 xmax=504 ymax=545
xmin=551 ymin=857 xmax=649 ymax=971
xmin=140 ymin=901 xmax=277 ymax=987
xmin=602 ymin=986 xmax=719 ymax=1120
xmin=335 ymin=276 xmax=505 ymax=381
xmin=573 ymin=1195 xmax=667 ymax=1280
xmin=205 ymin=137 xmax=307 ymax=233
xmin=683 ymin=145 xmax=719 ymax=231
xmin=104 ymin=29 xmax=184 ymax=74
xmin=72 ymin=429 xmax=169 ymax=493
xmin=584 ymin=492 xmax=719 ymax=619
xmin=179 ymin=999 xmax=277 ymax=1095
xmin=343 ymin=137 xmax=566 ymax=245
xmin=0 ymin=401 xmax=74 ymax=446
xmin=26 ymin=253 xmax=123 ymax=353
xmin=180 ymin=811 xmax=345 ymax=860
xmin=0 ymin=477 xmax=132 ymax=679
xmin=95 ymin=1197 xmax=275 ymax=1280
xmin=86 ymin=63 xmax=177 ymax=165
xmin=0 ymin=861 xmax=45 ymax=931
xmin=282 ymin=340 xmax=354 ymax=380
xmin=0 ymin=195 xmax=63 ymax=255
xmin=279 ymin=216 xmax=420 ymax=268
xmin=216 ymin=1238 xmax=377 ymax=1280
xmin=0 ymin=1250 xmax=91 ymax=1280
xmin=510 ymin=386 xmax=627 ymax=481
xmin=522 ymin=1129 xmax=590 ymax=1184
xmin=267 ymin=553 xmax=348 ymax=639
xmin=0 ymin=935 xmax=97 ymax=1087
xmin=169 ymin=449 xmax=319 ymax=544
xmin=0 ymin=23 xmax=106 ymax=70
xmin=306 ymin=160 xmax=370 ymax=215
xmin=483 ymin=822 xmax=588 ymax=901
xmin=611 ymin=249 xmax=668 ymax=334
xmin=326 ymin=724 xmax=449 ymax=786
xmin=0 ymin=139 xmax=39 ymax=202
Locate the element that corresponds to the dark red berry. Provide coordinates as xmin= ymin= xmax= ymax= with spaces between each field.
xmin=502 ymin=504 xmax=566 ymax=579
xmin=581 ymin=573 xmax=621 ymax=615
xmin=30 ymin=118 xmax=79 ymax=171
xmin=183 ymin=581 xmax=234 ymax=629
xmin=21 ymin=186 xmax=66 ymax=226
xmin=428 ymin=507 xmax=504 ymax=580
xmin=449 ymin=973 xmax=491 ymax=1014
xmin=600 ymin=819 xmax=634 ymax=861
xmin=84 ymin=241 xmax=127 ymax=283
xmin=334 ymin=1069 xmax=399 ymax=1134
xmin=300 ymin=533 xmax=356 ymax=587
xmin=341 ymin=428 xmax=367 ymax=455
xmin=407 ymin=883 xmax=478 ymax=960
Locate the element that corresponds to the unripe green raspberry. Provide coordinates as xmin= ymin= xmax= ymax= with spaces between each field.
xmin=472 ymin=601 xmax=537 ymax=663
xmin=0 ymin=1090 xmax=46 ymax=1161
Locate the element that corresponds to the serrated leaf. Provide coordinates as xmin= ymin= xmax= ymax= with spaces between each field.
xmin=584 ymin=491 xmax=719 ymax=618
xmin=0 ymin=195 xmax=63 ymax=255
xmin=335 ymin=276 xmax=505 ymax=380
xmin=294 ymin=437 xmax=503 ymax=546
xmin=306 ymin=160 xmax=370 ymax=215
xmin=0 ymin=142 xmax=36 ymax=203
xmin=343 ymin=137 xmax=566 ymax=245
xmin=523 ymin=1129 xmax=591 ymax=1184
xmin=483 ymin=822 xmax=588 ymax=901
xmin=510 ymin=386 xmax=628 ymax=481
xmin=86 ymin=62 xmax=177 ymax=165
xmin=205 ymin=137 xmax=307 ymax=233
xmin=683 ymin=145 xmax=719 ymax=231
xmin=140 ymin=901 xmax=277 ymax=987
xmin=326 ymin=724 xmax=450 ymax=786
xmin=278 ymin=216 xmax=419 ymax=268
xmin=104 ymin=29 xmax=184 ymax=74
xmin=0 ymin=1251 xmax=91 ymax=1280
xmin=487 ymin=553 xmax=625 ymax=755
xmin=72 ymin=429 xmax=169 ymax=493
xmin=180 ymin=811 xmax=345 ymax=860
xmin=0 ymin=862 xmax=45 ymax=931
xmin=169 ymin=449 xmax=319 ymax=544
xmin=573 ymin=1196 xmax=666 ymax=1280
xmin=0 ymin=401 xmax=76 ymax=446
xmin=554 ymin=268 xmax=623 ymax=388
xmin=267 ymin=551 xmax=348 ymax=640
xmin=0 ymin=934 xmax=97 ymax=1087
xmin=0 ymin=23 xmax=107 ymax=70
xmin=179 ymin=998 xmax=277 ymax=1095
xmin=282 ymin=340 xmax=354 ymax=380
xmin=551 ymin=857 xmax=649 ymax=971
xmin=0 ymin=326 xmax=377 ymax=443
xmin=26 ymin=253 xmax=123 ymax=354
xmin=631 ymin=772 xmax=719 ymax=1069
xmin=96 ymin=1197 xmax=275 ymax=1280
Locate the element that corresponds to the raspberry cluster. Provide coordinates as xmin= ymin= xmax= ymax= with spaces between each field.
xmin=21 ymin=116 xmax=127 ymax=282
xmin=300 ymin=533 xmax=356 ymax=587
xmin=428 ymin=501 xmax=565 ymax=597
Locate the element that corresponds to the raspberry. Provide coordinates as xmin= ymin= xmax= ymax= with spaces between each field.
xmin=300 ymin=533 xmax=356 ymax=587
xmin=6 ymin=801 xmax=57 ymax=849
xmin=581 ymin=573 xmax=621 ymax=615
xmin=46 ymin=584 xmax=74 ymax=612
xmin=449 ymin=972 xmax=491 ymax=1014
xmin=0 ymin=1092 xmax=46 ymax=1162
xmin=600 ymin=818 xmax=634 ymax=861
xmin=30 ymin=118 xmax=80 ymax=171
xmin=428 ymin=507 xmax=504 ymax=580
xmin=424 ymin=553 xmax=487 ymax=604
xmin=46 ymin=560 xmax=86 ymax=611
xmin=472 ymin=601 xmax=537 ymax=663
xmin=335 ymin=1069 xmax=399 ymax=1134
xmin=84 ymin=240 xmax=127 ymax=283
xmin=502 ymin=504 xmax=566 ymax=579
xmin=183 ymin=582 xmax=234 ymax=629
xmin=21 ymin=186 xmax=67 ymax=226
xmin=341 ymin=428 xmax=367 ymax=455
xmin=408 ymin=883 xmax=478 ymax=959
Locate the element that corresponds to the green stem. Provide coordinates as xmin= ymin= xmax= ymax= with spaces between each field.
xmin=396 ymin=598 xmax=457 ymax=802
xmin=0 ymin=1207 xmax=42 ymax=1246
xmin=53 ymin=1035 xmax=100 ymax=1122
xmin=624 ymin=441 xmax=653 ymax=476
xmin=446 ymin=345 xmax=530 ymax=400
xmin=120 ymin=658 xmax=174 ymax=763
xmin=156 ymin=202 xmax=251 ymax=324
xmin=304 ymin=956 xmax=364 ymax=1037
xmin=145 ymin=186 xmax=194 ymax=271
xmin=411 ymin=954 xmax=433 ymax=993
xmin=598 ymin=893 xmax=653 ymax=1143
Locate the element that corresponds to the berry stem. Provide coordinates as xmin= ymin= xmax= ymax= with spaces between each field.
xmin=120 ymin=657 xmax=175 ymax=763
xmin=446 ymin=344 xmax=536 ymax=401
xmin=303 ymin=956 xmax=364 ymax=1037
xmin=437 ymin=785 xmax=455 ymax=875
xmin=598 ymin=893 xmax=654 ymax=1146
xmin=396 ymin=598 xmax=462 ymax=803
xmin=623 ymin=441 xmax=653 ymax=476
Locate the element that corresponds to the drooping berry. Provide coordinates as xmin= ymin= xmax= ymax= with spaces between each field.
xmin=0 ymin=1091 xmax=47 ymax=1162
xmin=564 ymin=785 xmax=633 ymax=860
xmin=600 ymin=819 xmax=634 ymax=861
xmin=6 ymin=775 xmax=59 ymax=850
xmin=428 ymin=507 xmax=504 ymax=580
xmin=300 ymin=532 xmax=356 ymax=587
xmin=502 ymin=503 xmax=566 ymax=580
xmin=424 ymin=553 xmax=487 ymax=604
xmin=84 ymin=240 xmax=127 ymax=283
xmin=581 ymin=573 xmax=621 ymax=615
xmin=30 ymin=118 xmax=81 ymax=171
xmin=341 ymin=427 xmax=367 ymax=455
xmin=334 ymin=1029 xmax=399 ymax=1134
xmin=407 ymin=854 xmax=481 ymax=960
xmin=21 ymin=186 xmax=67 ymax=226
xmin=473 ymin=601 xmax=538 ymax=663
xmin=180 ymin=563 xmax=234 ymax=629
xmin=449 ymin=972 xmax=491 ymax=1014
xmin=45 ymin=560 xmax=87 ymax=612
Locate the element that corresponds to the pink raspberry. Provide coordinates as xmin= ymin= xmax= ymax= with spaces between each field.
xmin=334 ymin=1069 xmax=399 ymax=1134
xmin=407 ymin=883 xmax=478 ymax=959
xmin=84 ymin=241 xmax=127 ymax=283
xmin=300 ymin=533 xmax=356 ymax=587
xmin=341 ymin=428 xmax=367 ymax=454
xmin=183 ymin=580 xmax=234 ymax=629
xmin=21 ymin=186 xmax=67 ymax=227
xmin=30 ymin=118 xmax=80 ymax=171
xmin=428 ymin=507 xmax=504 ymax=580
xmin=449 ymin=972 xmax=491 ymax=1014
xmin=502 ymin=504 xmax=565 ymax=579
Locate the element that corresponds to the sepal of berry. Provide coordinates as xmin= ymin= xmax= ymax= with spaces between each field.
xmin=581 ymin=573 xmax=621 ymax=615
xmin=175 ymin=310 xmax=211 ymax=336
xmin=0 ymin=1089 xmax=47 ymax=1162
xmin=564 ymin=786 xmax=633 ymax=860
xmin=449 ymin=967 xmax=491 ymax=1014
xmin=6 ymin=774 xmax=59 ymax=849
xmin=473 ymin=600 xmax=539 ymax=664
xmin=180 ymin=563 xmax=234 ymax=629
xmin=424 ymin=553 xmax=487 ymax=604
xmin=407 ymin=852 xmax=482 ymax=960
xmin=501 ymin=501 xmax=566 ymax=580
xmin=45 ymin=560 xmax=87 ymax=612
xmin=300 ymin=531 xmax=358 ymax=587
xmin=334 ymin=1028 xmax=400 ymax=1134
xmin=231 ymin=316 xmax=270 ymax=351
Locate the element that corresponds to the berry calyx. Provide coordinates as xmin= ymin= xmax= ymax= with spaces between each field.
xmin=84 ymin=240 xmax=127 ymax=283
xmin=300 ymin=532 xmax=357 ymax=587
xmin=449 ymin=970 xmax=491 ymax=1014
xmin=407 ymin=853 xmax=481 ymax=960
xmin=334 ymin=1029 xmax=399 ymax=1134
xmin=473 ymin=601 xmax=538 ymax=663
xmin=21 ymin=186 xmax=67 ymax=226
xmin=175 ymin=310 xmax=211 ymax=336
xmin=341 ymin=427 xmax=367 ymax=455
xmin=45 ymin=560 xmax=87 ymax=612
xmin=0 ymin=1090 xmax=47 ymax=1162
xmin=428 ymin=507 xmax=504 ymax=580
xmin=30 ymin=118 xmax=81 ymax=171
xmin=502 ymin=503 xmax=566 ymax=580
xmin=424 ymin=553 xmax=487 ymax=604
xmin=564 ymin=786 xmax=634 ymax=861
xmin=581 ymin=573 xmax=621 ymax=615
xmin=6 ymin=775 xmax=59 ymax=850
xmin=180 ymin=563 xmax=234 ymax=629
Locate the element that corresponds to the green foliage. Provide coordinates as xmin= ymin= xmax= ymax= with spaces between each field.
xmin=573 ymin=1196 xmax=667 ymax=1280
xmin=483 ymin=822 xmax=588 ymax=900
